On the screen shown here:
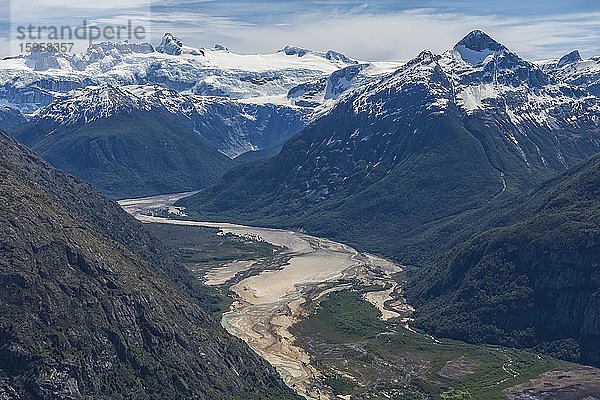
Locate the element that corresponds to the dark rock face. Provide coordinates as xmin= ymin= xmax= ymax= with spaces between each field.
xmin=325 ymin=63 xmax=369 ymax=99
xmin=279 ymin=45 xmax=310 ymax=57
xmin=455 ymin=29 xmax=506 ymax=53
xmin=0 ymin=106 xmax=26 ymax=132
xmin=156 ymin=33 xmax=203 ymax=57
xmin=558 ymin=50 xmax=583 ymax=68
xmin=325 ymin=50 xmax=357 ymax=64
xmin=157 ymin=33 xmax=184 ymax=55
xmin=0 ymin=131 xmax=298 ymax=399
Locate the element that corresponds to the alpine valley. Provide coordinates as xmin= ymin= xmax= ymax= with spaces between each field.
xmin=179 ymin=31 xmax=600 ymax=367
xmin=1 ymin=28 xmax=600 ymax=400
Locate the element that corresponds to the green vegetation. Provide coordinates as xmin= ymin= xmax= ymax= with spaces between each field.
xmin=407 ymin=153 xmax=600 ymax=367
xmin=13 ymin=109 xmax=234 ymax=199
xmin=304 ymin=290 xmax=386 ymax=340
xmin=294 ymin=289 xmax=570 ymax=400
xmin=146 ymin=223 xmax=279 ymax=267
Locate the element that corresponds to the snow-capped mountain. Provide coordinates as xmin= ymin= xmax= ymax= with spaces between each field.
xmin=0 ymin=33 xmax=399 ymax=157
xmin=36 ymin=85 xmax=159 ymax=125
xmin=179 ymin=30 xmax=600 ymax=259
xmin=0 ymin=33 xmax=393 ymax=114
xmin=21 ymin=84 xmax=307 ymax=158
xmin=286 ymin=63 xmax=388 ymax=108
xmin=538 ymin=50 xmax=600 ymax=97
xmin=156 ymin=32 xmax=204 ymax=56
xmin=11 ymin=84 xmax=239 ymax=199
xmin=278 ymin=45 xmax=358 ymax=64
xmin=441 ymin=31 xmax=599 ymax=172
xmin=3 ymin=30 xmax=599 ymax=202
xmin=329 ymin=30 xmax=600 ymax=176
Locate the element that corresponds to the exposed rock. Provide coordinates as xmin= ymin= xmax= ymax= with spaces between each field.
xmin=157 ymin=33 xmax=203 ymax=56
xmin=558 ymin=50 xmax=583 ymax=68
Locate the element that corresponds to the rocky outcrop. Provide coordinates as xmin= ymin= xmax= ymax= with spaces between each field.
xmin=558 ymin=50 xmax=583 ymax=68
xmin=0 ymin=106 xmax=26 ymax=131
xmin=156 ymin=33 xmax=203 ymax=56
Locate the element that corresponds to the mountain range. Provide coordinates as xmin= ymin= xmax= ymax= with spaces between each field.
xmin=0 ymin=33 xmax=400 ymax=198
xmin=11 ymin=85 xmax=236 ymax=198
xmin=539 ymin=50 xmax=600 ymax=96
xmin=180 ymin=30 xmax=600 ymax=252
xmin=177 ymin=30 xmax=600 ymax=365
xmin=2 ymin=29 xmax=599 ymax=370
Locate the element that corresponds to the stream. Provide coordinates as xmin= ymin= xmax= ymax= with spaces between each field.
xmin=119 ymin=194 xmax=409 ymax=399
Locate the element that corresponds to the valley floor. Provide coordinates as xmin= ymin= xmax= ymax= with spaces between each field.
xmin=118 ymin=193 xmax=600 ymax=400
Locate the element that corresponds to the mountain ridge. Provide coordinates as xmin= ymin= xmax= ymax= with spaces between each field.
xmin=179 ymin=31 xmax=600 ymax=260
xmin=0 ymin=130 xmax=299 ymax=399
xmin=12 ymin=98 xmax=237 ymax=199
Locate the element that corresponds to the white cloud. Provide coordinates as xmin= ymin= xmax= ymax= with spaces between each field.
xmin=2 ymin=1 xmax=600 ymax=60
xmin=148 ymin=8 xmax=600 ymax=61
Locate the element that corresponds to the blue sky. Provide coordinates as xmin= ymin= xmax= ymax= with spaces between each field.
xmin=1 ymin=0 xmax=600 ymax=60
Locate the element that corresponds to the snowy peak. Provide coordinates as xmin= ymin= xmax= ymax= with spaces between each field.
xmin=455 ymin=30 xmax=506 ymax=53
xmin=558 ymin=50 xmax=583 ymax=68
xmin=540 ymin=51 xmax=600 ymax=96
xmin=279 ymin=45 xmax=312 ymax=57
xmin=85 ymin=41 xmax=154 ymax=56
xmin=25 ymin=50 xmax=62 ymax=71
xmin=447 ymin=31 xmax=552 ymax=89
xmin=157 ymin=33 xmax=183 ymax=55
xmin=213 ymin=44 xmax=229 ymax=52
xmin=73 ymin=40 xmax=155 ymax=70
xmin=278 ymin=45 xmax=357 ymax=64
xmin=37 ymin=85 xmax=158 ymax=125
xmin=17 ymin=39 xmax=156 ymax=72
xmin=157 ymin=33 xmax=204 ymax=56
xmin=325 ymin=50 xmax=358 ymax=65
xmin=454 ymin=30 xmax=507 ymax=65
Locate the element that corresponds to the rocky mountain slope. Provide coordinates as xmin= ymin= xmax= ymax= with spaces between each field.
xmin=0 ymin=105 xmax=26 ymax=132
xmin=179 ymin=31 xmax=600 ymax=260
xmin=9 ymin=82 xmax=309 ymax=160
xmin=406 ymin=153 xmax=600 ymax=367
xmin=11 ymin=85 xmax=238 ymax=199
xmin=0 ymin=130 xmax=299 ymax=399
